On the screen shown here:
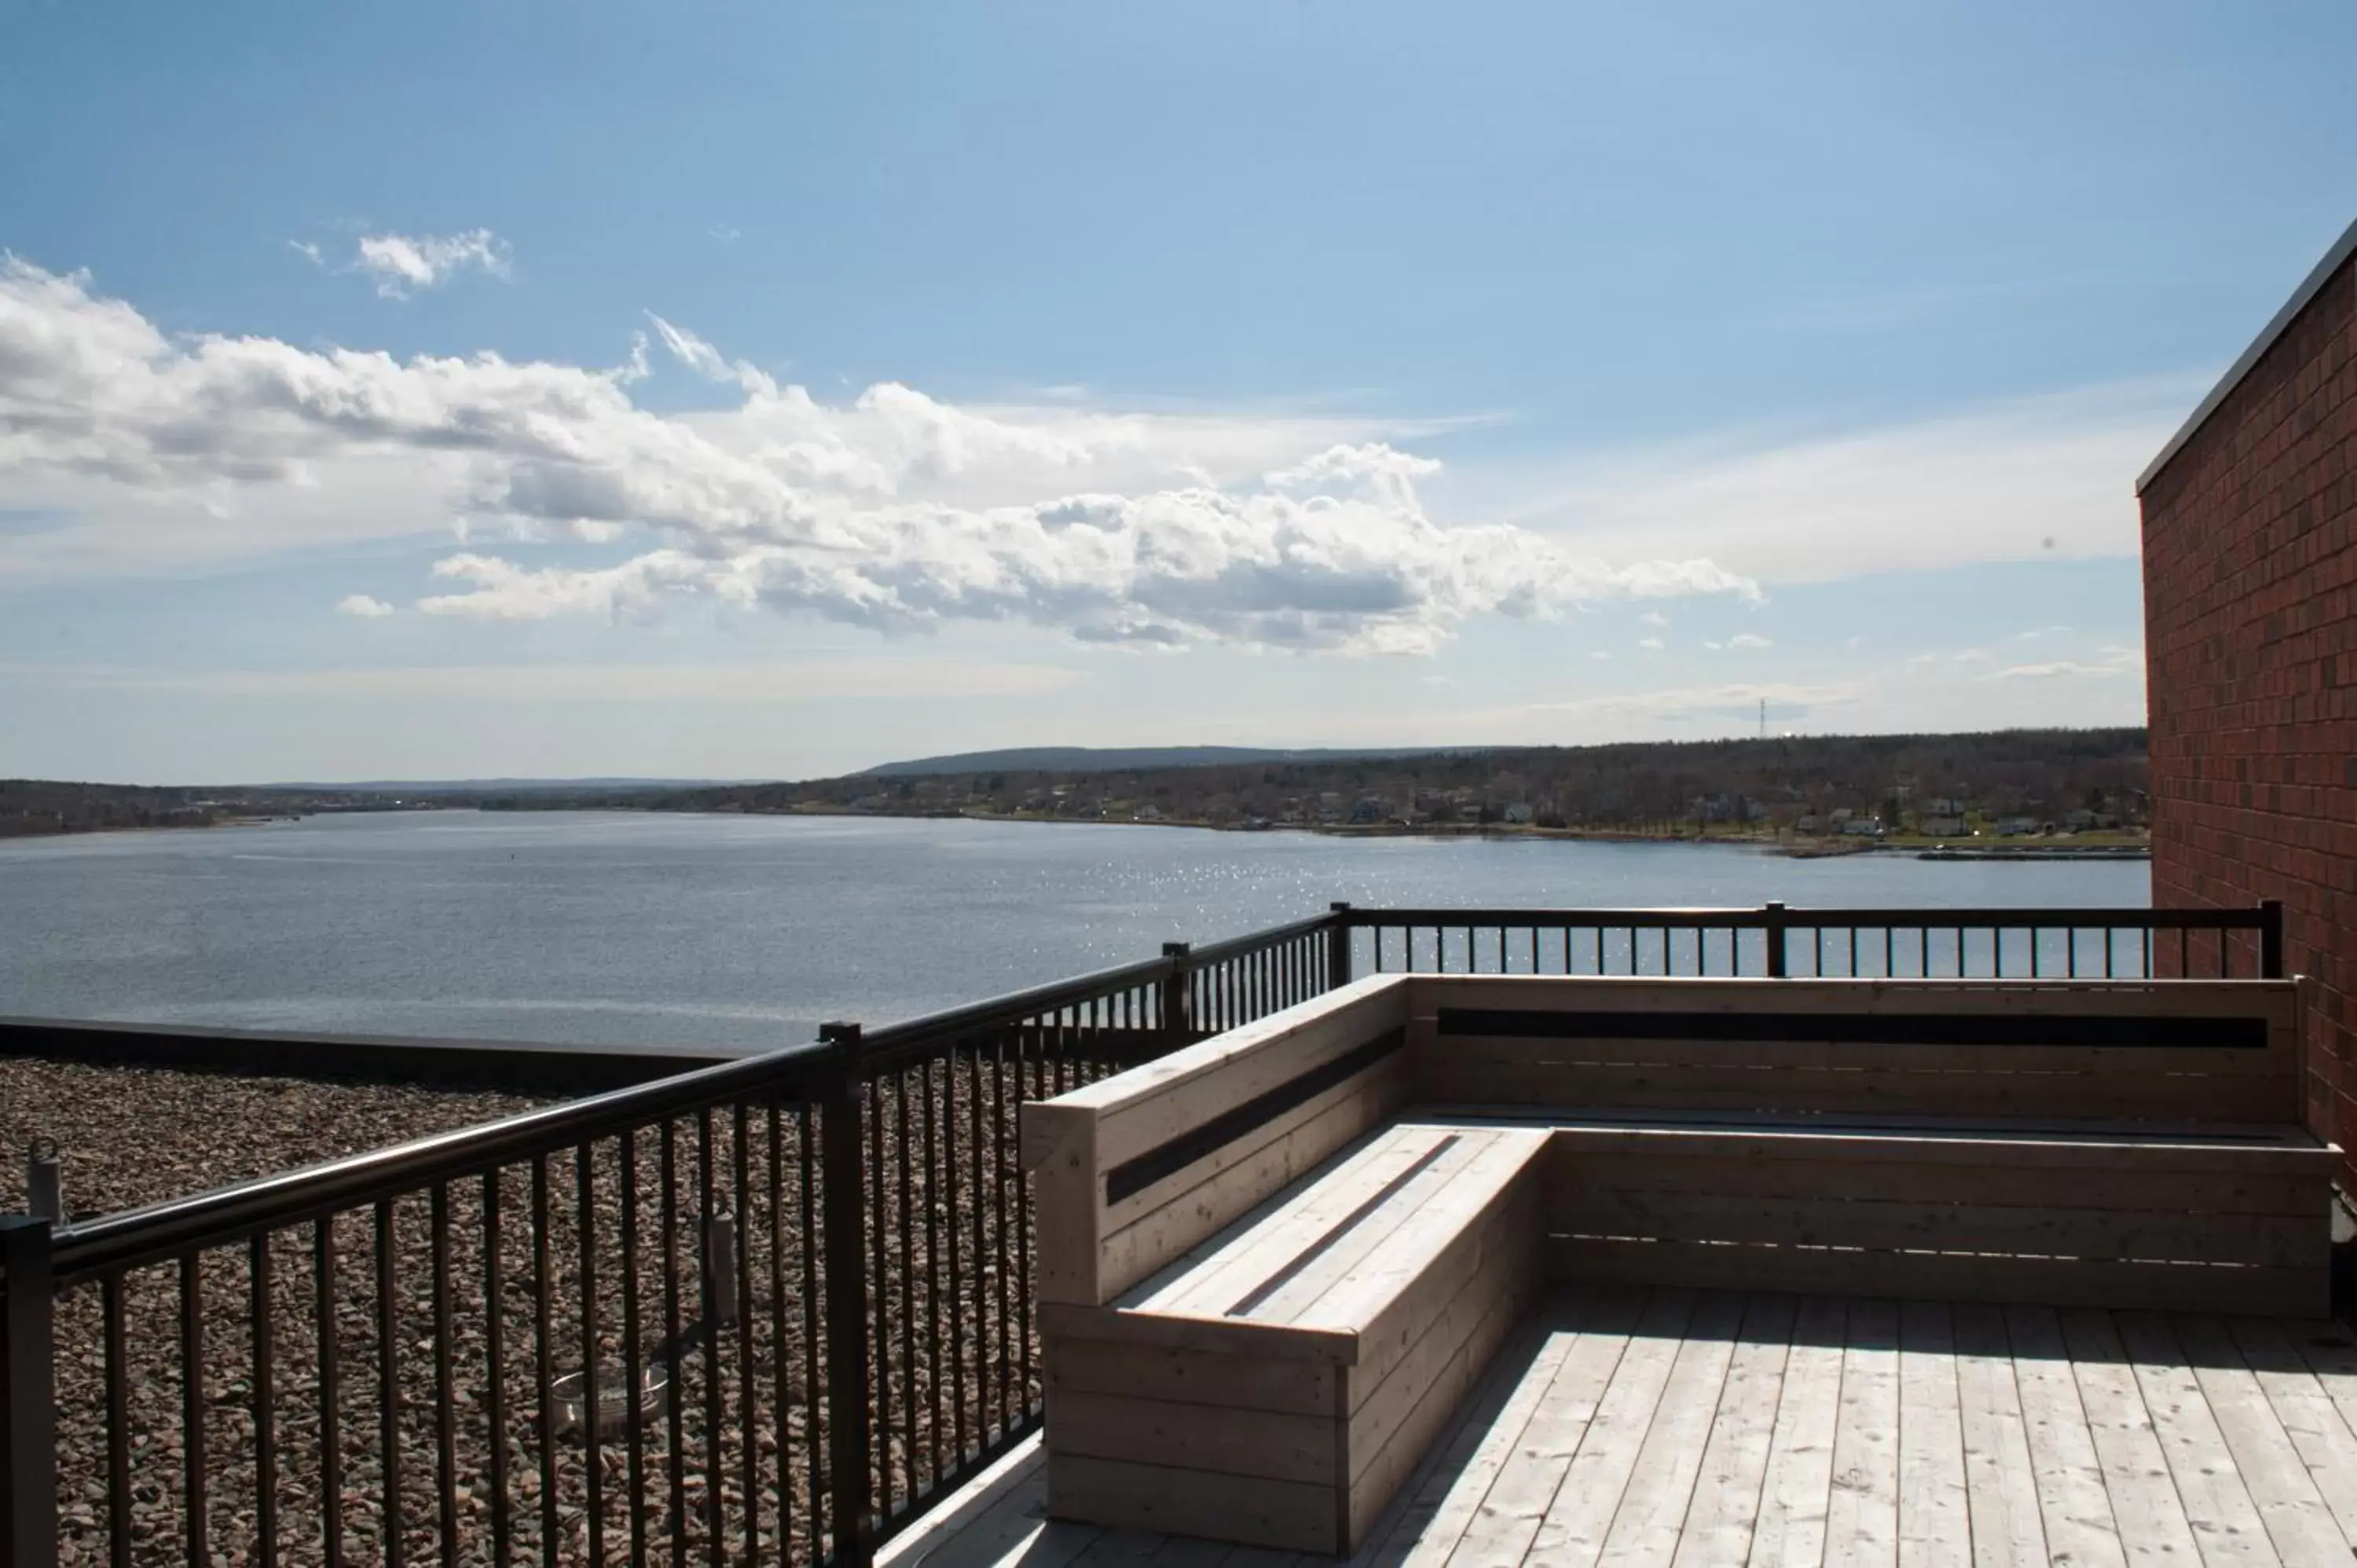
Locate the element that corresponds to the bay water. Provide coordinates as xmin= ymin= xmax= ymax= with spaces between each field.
xmin=0 ymin=811 xmax=2147 ymax=1052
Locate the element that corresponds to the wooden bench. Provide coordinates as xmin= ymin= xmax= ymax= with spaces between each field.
xmin=1024 ymin=971 xmax=2338 ymax=1555
xmin=1412 ymin=976 xmax=2335 ymax=1316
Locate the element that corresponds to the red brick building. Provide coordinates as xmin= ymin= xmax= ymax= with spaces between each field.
xmin=2139 ymin=218 xmax=2357 ymax=1196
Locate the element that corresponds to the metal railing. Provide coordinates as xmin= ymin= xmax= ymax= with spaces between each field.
xmin=0 ymin=900 xmax=2278 ymax=1567
xmin=1336 ymin=900 xmax=2284 ymax=983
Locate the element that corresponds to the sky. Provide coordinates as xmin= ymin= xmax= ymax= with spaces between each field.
xmin=2 ymin=2 xmax=2354 ymax=785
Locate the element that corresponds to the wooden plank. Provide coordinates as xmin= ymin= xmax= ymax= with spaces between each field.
xmin=1541 ymin=1237 xmax=2327 ymax=1317
xmin=1358 ymin=1310 xmax=1571 ymax=1568
xmin=1748 ymin=1294 xmax=1845 ymax=1568
xmin=1546 ymin=1187 xmax=2320 ymax=1269
xmin=2225 ymin=1315 xmax=2357 ymax=1548
xmin=1046 ymin=1390 xmax=1340 ymax=1487
xmin=1345 ymin=1209 xmax=1532 ymax=1482
xmin=1127 ymin=1123 xmax=1464 ymax=1318
xmin=1045 ymin=1338 xmax=1337 ymax=1418
xmin=1593 ymin=1289 xmax=1745 ymax=1568
xmin=1351 ymin=1185 xmax=1540 ymax=1399
xmin=1417 ymin=1031 xmax=2292 ymax=1077
xmin=2168 ymin=1313 xmax=2351 ymax=1566
xmin=1245 ymin=1130 xmax=1505 ymax=1325
xmin=1524 ymin=1289 xmax=1697 ymax=1568
xmin=1439 ymin=1290 xmax=1644 ymax=1568
xmin=1947 ymin=1305 xmax=2049 ymax=1568
xmin=1310 ymin=1134 xmax=1550 ymax=1340
xmin=1419 ymin=1057 xmax=2292 ymax=1122
xmin=1028 ymin=1101 xmax=1105 ymax=1306
xmin=2054 ymin=1310 xmax=2204 ymax=1567
xmin=1666 ymin=1291 xmax=1792 ymax=1568
xmin=1414 ymin=974 xmax=2299 ymax=1024
xmin=1553 ymin=1149 xmax=2320 ymax=1217
xmin=1824 ymin=1298 xmax=1900 ymax=1568
xmin=1344 ymin=1265 xmax=1530 ymax=1552
xmin=1542 ymin=1120 xmax=2335 ymax=1176
xmin=2281 ymin=1317 xmax=2357 ymax=1457
xmin=2103 ymin=1312 xmax=2276 ymax=1566
xmin=1099 ymin=1061 xmax=1409 ymax=1305
xmin=1090 ymin=976 xmax=1409 ymax=1167
xmin=1998 ymin=1308 xmax=2124 ymax=1568
xmin=1039 ymin=1302 xmax=1357 ymax=1361
xmin=1102 ymin=1049 xmax=1407 ymax=1236
xmin=1895 ymin=1300 xmax=1968 ymax=1568
xmin=1065 ymin=1524 xmax=1175 ymax=1568
xmin=1047 ymin=1453 xmax=1340 ymax=1556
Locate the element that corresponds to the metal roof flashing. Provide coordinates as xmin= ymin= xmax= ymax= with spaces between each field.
xmin=2135 ymin=215 xmax=2357 ymax=497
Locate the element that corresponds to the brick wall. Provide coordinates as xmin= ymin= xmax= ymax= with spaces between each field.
xmin=2141 ymin=251 xmax=2357 ymax=1195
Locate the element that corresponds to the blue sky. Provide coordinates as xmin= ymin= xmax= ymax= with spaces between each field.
xmin=2 ymin=1 xmax=2353 ymax=783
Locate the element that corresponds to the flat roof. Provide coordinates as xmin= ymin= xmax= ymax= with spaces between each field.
xmin=2136 ymin=214 xmax=2357 ymax=496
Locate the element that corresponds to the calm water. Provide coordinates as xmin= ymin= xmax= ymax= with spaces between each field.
xmin=0 ymin=812 xmax=2148 ymax=1051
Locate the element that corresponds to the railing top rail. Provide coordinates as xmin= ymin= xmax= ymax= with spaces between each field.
xmin=1186 ymin=911 xmax=1336 ymax=965
xmin=850 ymin=951 xmax=1176 ymax=1068
xmin=1336 ymin=904 xmax=2268 ymax=928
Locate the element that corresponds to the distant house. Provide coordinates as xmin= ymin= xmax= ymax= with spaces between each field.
xmin=1994 ymin=815 xmax=2036 ymax=837
xmin=1501 ymin=802 xmax=1534 ymax=826
xmin=2062 ymin=808 xmax=2099 ymax=831
xmin=1348 ymin=798 xmax=1386 ymax=825
xmin=1794 ymin=815 xmax=1822 ymax=833
xmin=1134 ymin=804 xmax=1164 ymax=822
xmin=1840 ymin=818 xmax=1884 ymax=837
xmin=1919 ymin=815 xmax=1967 ymax=837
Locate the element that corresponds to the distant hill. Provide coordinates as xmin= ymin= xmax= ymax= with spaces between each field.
xmin=865 ymin=746 xmax=1465 ymax=777
xmin=254 ymin=778 xmax=743 ymax=794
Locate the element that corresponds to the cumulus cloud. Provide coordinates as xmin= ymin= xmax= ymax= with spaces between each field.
xmin=1637 ymin=636 xmax=1666 ymax=651
xmin=296 ymin=230 xmax=513 ymax=299
xmin=335 ymin=593 xmax=395 ymax=618
xmin=1728 ymin=632 xmax=1772 ymax=649
xmin=0 ymin=258 xmax=1761 ymax=654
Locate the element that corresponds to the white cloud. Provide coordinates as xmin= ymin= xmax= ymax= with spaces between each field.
xmin=1640 ymin=610 xmax=1669 ymax=627
xmin=0 ymin=258 xmax=1761 ymax=656
xmin=0 ymin=657 xmax=1080 ymax=702
xmin=1587 ymin=650 xmax=1611 ymax=661
xmin=1486 ymin=381 xmax=2194 ymax=584
xmin=1728 ymin=632 xmax=1772 ymax=649
xmin=335 ymin=593 xmax=395 ymax=618
xmin=297 ymin=230 xmax=514 ymax=299
xmin=1637 ymin=636 xmax=1666 ymax=650
xmin=1992 ymin=647 xmax=2139 ymax=680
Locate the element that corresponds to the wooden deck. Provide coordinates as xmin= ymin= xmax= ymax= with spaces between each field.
xmin=882 ymin=1288 xmax=2357 ymax=1568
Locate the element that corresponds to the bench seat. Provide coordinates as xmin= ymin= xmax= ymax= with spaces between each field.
xmin=1042 ymin=1119 xmax=1549 ymax=1555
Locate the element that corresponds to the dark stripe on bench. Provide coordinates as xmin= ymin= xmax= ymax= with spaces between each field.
xmin=1434 ymin=1009 xmax=2270 ymax=1050
xmin=1103 ymin=1026 xmax=1406 ymax=1205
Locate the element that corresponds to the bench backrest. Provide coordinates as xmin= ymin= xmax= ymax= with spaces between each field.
xmin=1021 ymin=973 xmax=1411 ymax=1306
xmin=1407 ymin=976 xmax=2306 ymax=1123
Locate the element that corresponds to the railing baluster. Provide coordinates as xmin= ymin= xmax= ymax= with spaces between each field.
xmin=317 ymin=1218 xmax=343 ymax=1568
xmin=796 ymin=1101 xmax=824 ymax=1558
xmin=104 ymin=1272 xmax=130 ymax=1568
xmin=734 ymin=1103 xmax=757 ymax=1568
xmin=431 ymin=1185 xmax=456 ymax=1568
xmin=482 ymin=1173 xmax=510 ymax=1568
xmin=618 ymin=1136 xmax=647 ymax=1568
xmin=533 ymin=1156 xmax=559 ymax=1568
xmin=181 ymin=1253 xmax=208 ymax=1568
xmin=375 ymin=1200 xmax=401 ymax=1568
xmin=576 ymin=1144 xmax=602 ymax=1568
xmin=252 ymin=1236 xmax=277 ymax=1568
xmin=700 ymin=1109 xmax=724 ymax=1568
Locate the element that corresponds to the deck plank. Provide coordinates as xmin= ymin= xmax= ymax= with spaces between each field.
xmin=2281 ymin=1321 xmax=2357 ymax=1462
xmin=1668 ymin=1291 xmax=1794 ymax=1568
xmin=1897 ymin=1300 xmax=1970 ymax=1568
xmin=2110 ymin=1311 xmax=2277 ymax=1567
xmin=1365 ymin=1306 xmax=1570 ymax=1568
xmin=1995 ymin=1307 xmax=2123 ymax=1568
xmin=1441 ymin=1291 xmax=1644 ymax=1568
xmin=2224 ymin=1316 xmax=2357 ymax=1549
xmin=1526 ymin=1288 xmax=1696 ymax=1568
xmin=1824 ymin=1297 xmax=1901 ymax=1568
xmin=2170 ymin=1315 xmax=2350 ymax=1566
xmin=2058 ymin=1310 xmax=2208 ymax=1568
xmin=1747 ymin=1294 xmax=1846 ymax=1568
xmin=1949 ymin=1304 xmax=2047 ymax=1568
xmin=1597 ymin=1290 xmax=1747 ymax=1568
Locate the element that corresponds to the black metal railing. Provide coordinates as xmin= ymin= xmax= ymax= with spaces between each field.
xmin=1335 ymin=900 xmax=2284 ymax=983
xmin=0 ymin=900 xmax=2278 ymax=1568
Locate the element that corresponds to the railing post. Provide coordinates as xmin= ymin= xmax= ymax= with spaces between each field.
xmin=0 ymin=1216 xmax=58 ymax=1568
xmin=1160 ymin=943 xmax=1194 ymax=1051
xmin=816 ymin=1024 xmax=873 ymax=1568
xmin=1327 ymin=903 xmax=1353 ymax=989
xmin=1762 ymin=903 xmax=1788 ymax=979
xmin=2259 ymin=899 xmax=2285 ymax=979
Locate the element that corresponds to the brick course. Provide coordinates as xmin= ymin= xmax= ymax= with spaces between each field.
xmin=2141 ymin=248 xmax=2357 ymax=1194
